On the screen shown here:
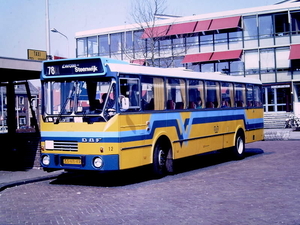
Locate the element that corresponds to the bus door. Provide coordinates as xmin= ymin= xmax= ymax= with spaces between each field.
xmin=119 ymin=78 xmax=148 ymax=169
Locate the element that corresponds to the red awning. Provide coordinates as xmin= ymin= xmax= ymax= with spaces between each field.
xmin=167 ymin=22 xmax=197 ymax=36
xmin=210 ymin=50 xmax=242 ymax=61
xmin=182 ymin=52 xmax=213 ymax=63
xmin=194 ymin=20 xmax=212 ymax=32
xmin=131 ymin=59 xmax=146 ymax=65
xmin=289 ymin=44 xmax=300 ymax=60
xmin=209 ymin=16 xmax=241 ymax=31
xmin=141 ymin=25 xmax=170 ymax=39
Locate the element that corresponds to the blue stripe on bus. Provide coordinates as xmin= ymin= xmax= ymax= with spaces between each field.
xmin=41 ymin=110 xmax=263 ymax=143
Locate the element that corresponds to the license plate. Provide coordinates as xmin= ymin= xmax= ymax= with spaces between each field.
xmin=63 ymin=158 xmax=81 ymax=165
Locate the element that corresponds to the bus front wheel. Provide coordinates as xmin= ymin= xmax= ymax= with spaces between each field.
xmin=153 ymin=140 xmax=173 ymax=177
xmin=232 ymin=131 xmax=245 ymax=160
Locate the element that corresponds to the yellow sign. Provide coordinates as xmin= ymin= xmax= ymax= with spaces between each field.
xmin=27 ymin=49 xmax=47 ymax=61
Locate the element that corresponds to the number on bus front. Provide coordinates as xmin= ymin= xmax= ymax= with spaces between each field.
xmin=47 ymin=66 xmax=56 ymax=75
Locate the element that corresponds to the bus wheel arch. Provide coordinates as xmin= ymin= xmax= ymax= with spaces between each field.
xmin=232 ymin=128 xmax=245 ymax=160
xmin=152 ymin=135 xmax=173 ymax=177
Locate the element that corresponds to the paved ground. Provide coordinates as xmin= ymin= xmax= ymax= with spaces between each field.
xmin=0 ymin=131 xmax=300 ymax=224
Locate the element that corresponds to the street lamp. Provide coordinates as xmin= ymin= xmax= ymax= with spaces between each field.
xmin=51 ymin=28 xmax=69 ymax=58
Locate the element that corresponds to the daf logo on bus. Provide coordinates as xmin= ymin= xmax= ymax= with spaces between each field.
xmin=82 ymin=138 xmax=102 ymax=143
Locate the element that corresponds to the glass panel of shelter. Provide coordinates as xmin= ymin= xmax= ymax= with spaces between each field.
xmin=0 ymin=85 xmax=7 ymax=133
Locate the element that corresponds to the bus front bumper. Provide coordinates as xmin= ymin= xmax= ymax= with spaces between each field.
xmin=40 ymin=153 xmax=119 ymax=171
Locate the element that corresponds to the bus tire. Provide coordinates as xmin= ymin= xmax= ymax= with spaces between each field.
xmin=232 ymin=130 xmax=245 ymax=160
xmin=153 ymin=139 xmax=173 ymax=177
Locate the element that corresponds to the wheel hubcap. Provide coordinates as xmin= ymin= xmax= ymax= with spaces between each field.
xmin=158 ymin=149 xmax=166 ymax=166
xmin=237 ymin=137 xmax=244 ymax=154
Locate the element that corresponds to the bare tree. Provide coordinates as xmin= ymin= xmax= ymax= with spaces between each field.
xmin=128 ymin=0 xmax=185 ymax=67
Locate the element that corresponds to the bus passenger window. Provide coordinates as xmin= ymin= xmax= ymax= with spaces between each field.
xmin=141 ymin=77 xmax=158 ymax=111
xmin=235 ymin=83 xmax=246 ymax=107
xmin=246 ymin=84 xmax=254 ymax=107
xmin=221 ymin=82 xmax=234 ymax=108
xmin=188 ymin=80 xmax=204 ymax=109
xmin=119 ymin=78 xmax=140 ymax=111
xmin=205 ymin=81 xmax=220 ymax=108
xmin=254 ymin=85 xmax=262 ymax=107
xmin=166 ymin=78 xmax=186 ymax=110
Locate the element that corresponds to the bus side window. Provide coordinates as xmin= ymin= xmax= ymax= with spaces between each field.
xmin=188 ymin=79 xmax=204 ymax=109
xmin=166 ymin=78 xmax=186 ymax=110
xmin=253 ymin=85 xmax=263 ymax=107
xmin=246 ymin=84 xmax=254 ymax=107
xmin=205 ymin=81 xmax=220 ymax=108
xmin=221 ymin=82 xmax=234 ymax=108
xmin=235 ymin=83 xmax=246 ymax=107
xmin=141 ymin=77 xmax=165 ymax=111
xmin=120 ymin=78 xmax=140 ymax=111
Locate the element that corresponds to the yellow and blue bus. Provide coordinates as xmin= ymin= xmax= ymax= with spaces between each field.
xmin=40 ymin=57 xmax=263 ymax=176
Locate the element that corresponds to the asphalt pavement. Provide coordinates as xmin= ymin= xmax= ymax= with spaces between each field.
xmin=0 ymin=128 xmax=299 ymax=192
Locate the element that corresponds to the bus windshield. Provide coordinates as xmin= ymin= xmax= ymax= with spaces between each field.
xmin=42 ymin=78 xmax=117 ymax=123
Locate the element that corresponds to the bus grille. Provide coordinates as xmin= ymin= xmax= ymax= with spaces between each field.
xmin=53 ymin=141 xmax=78 ymax=151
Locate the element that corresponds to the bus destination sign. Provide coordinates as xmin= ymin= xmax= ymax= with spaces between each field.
xmin=44 ymin=58 xmax=104 ymax=76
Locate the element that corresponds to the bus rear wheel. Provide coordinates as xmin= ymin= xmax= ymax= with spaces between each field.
xmin=153 ymin=140 xmax=173 ymax=177
xmin=232 ymin=131 xmax=245 ymax=160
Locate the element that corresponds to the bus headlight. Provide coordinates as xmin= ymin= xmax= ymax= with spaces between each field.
xmin=42 ymin=155 xmax=50 ymax=166
xmin=93 ymin=157 xmax=103 ymax=168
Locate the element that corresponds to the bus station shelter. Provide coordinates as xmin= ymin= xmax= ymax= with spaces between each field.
xmin=0 ymin=57 xmax=41 ymax=170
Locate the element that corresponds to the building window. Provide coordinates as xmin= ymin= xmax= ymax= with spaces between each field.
xmin=244 ymin=50 xmax=259 ymax=74
xmin=214 ymin=32 xmax=228 ymax=51
xmin=274 ymin=13 xmax=290 ymax=36
xmin=19 ymin=117 xmax=26 ymax=126
xmin=258 ymin=14 xmax=274 ymax=46
xmin=274 ymin=13 xmax=290 ymax=45
xmin=133 ymin=30 xmax=145 ymax=59
xmin=124 ymin=31 xmax=133 ymax=60
xmin=159 ymin=37 xmax=172 ymax=57
xmin=291 ymin=11 xmax=300 ymax=43
xmin=276 ymin=47 xmax=290 ymax=71
xmin=229 ymin=31 xmax=243 ymax=50
xmin=230 ymin=60 xmax=244 ymax=76
xmin=216 ymin=61 xmax=229 ymax=74
xmin=243 ymin=16 xmax=258 ymax=48
xmin=99 ymin=35 xmax=109 ymax=57
xmin=201 ymin=63 xmax=214 ymax=72
xmin=187 ymin=63 xmax=200 ymax=72
xmin=186 ymin=33 xmax=199 ymax=54
xmin=173 ymin=56 xmax=184 ymax=68
xmin=291 ymin=11 xmax=300 ymax=35
xmin=200 ymin=34 xmax=213 ymax=53
xmin=172 ymin=35 xmax=185 ymax=56
xmin=77 ymin=38 xmax=87 ymax=57
xmin=110 ymin=33 xmax=123 ymax=60
xmin=19 ymin=96 xmax=25 ymax=105
xmin=87 ymin=36 xmax=98 ymax=57
xmin=260 ymin=48 xmax=275 ymax=73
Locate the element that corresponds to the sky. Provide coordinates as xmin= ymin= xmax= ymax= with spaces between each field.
xmin=0 ymin=0 xmax=281 ymax=60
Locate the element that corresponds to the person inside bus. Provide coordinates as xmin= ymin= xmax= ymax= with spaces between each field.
xmin=195 ymin=97 xmax=202 ymax=108
xmin=99 ymin=93 xmax=107 ymax=109
xmin=130 ymin=84 xmax=139 ymax=107
xmin=221 ymin=99 xmax=229 ymax=108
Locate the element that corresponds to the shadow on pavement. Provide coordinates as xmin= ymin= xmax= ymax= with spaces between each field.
xmin=50 ymin=147 xmax=264 ymax=187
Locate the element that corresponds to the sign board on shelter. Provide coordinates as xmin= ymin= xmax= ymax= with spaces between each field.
xmin=27 ymin=49 xmax=47 ymax=61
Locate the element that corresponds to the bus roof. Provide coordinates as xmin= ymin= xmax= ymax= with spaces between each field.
xmin=106 ymin=62 xmax=262 ymax=85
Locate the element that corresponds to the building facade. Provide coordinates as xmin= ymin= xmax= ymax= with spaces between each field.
xmin=75 ymin=0 xmax=300 ymax=116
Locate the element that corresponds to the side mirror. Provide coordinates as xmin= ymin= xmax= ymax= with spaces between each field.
xmin=121 ymin=97 xmax=130 ymax=110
